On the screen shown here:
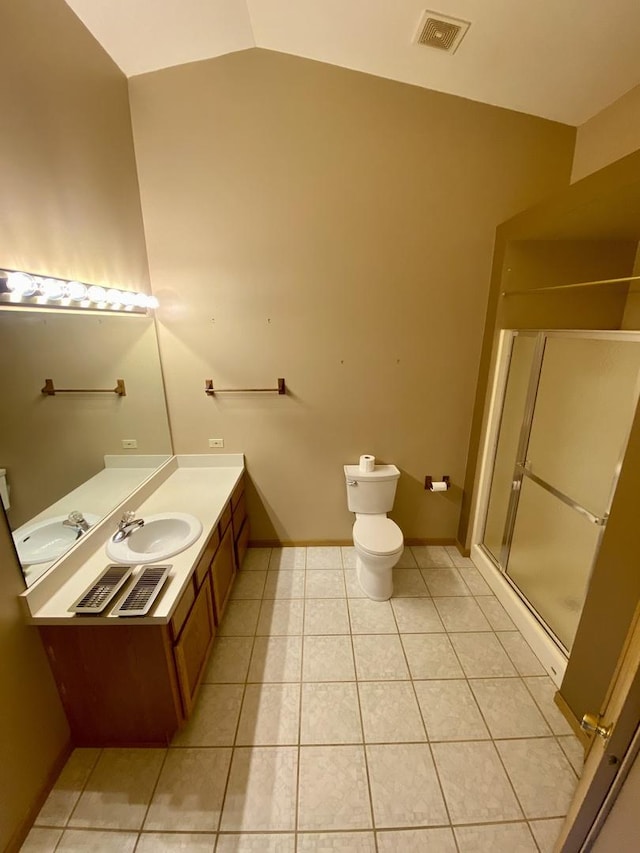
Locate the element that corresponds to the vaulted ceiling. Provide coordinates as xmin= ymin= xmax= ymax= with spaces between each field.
xmin=65 ymin=0 xmax=640 ymax=125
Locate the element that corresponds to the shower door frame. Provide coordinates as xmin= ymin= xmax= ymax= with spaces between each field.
xmin=471 ymin=328 xmax=640 ymax=675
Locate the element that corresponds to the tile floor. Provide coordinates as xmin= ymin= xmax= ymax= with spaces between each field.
xmin=25 ymin=545 xmax=582 ymax=852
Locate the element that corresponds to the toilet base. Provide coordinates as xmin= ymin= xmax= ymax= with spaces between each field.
xmin=356 ymin=555 xmax=394 ymax=601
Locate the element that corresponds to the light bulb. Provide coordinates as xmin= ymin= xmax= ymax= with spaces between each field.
xmin=40 ymin=278 xmax=65 ymax=300
xmin=66 ymin=280 xmax=87 ymax=301
xmin=119 ymin=290 xmax=135 ymax=306
xmin=87 ymin=285 xmax=107 ymax=303
xmin=146 ymin=295 xmax=159 ymax=309
xmin=105 ymin=289 xmax=122 ymax=305
xmin=6 ymin=272 xmax=37 ymax=296
xmin=134 ymin=292 xmax=149 ymax=308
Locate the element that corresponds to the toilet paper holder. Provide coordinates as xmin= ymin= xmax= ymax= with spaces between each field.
xmin=425 ymin=475 xmax=450 ymax=491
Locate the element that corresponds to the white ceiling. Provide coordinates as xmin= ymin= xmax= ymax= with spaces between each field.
xmin=65 ymin=0 xmax=640 ymax=125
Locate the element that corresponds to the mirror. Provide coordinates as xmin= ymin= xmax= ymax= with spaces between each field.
xmin=0 ymin=310 xmax=173 ymax=585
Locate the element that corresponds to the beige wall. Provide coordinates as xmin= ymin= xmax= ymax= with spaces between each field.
xmin=0 ymin=1 xmax=152 ymax=847
xmin=0 ymin=313 xmax=171 ymax=529
xmin=0 ymin=0 xmax=149 ymax=290
xmin=572 ymin=84 xmax=640 ymax=183
xmin=0 ymin=513 xmax=70 ymax=851
xmin=130 ymin=48 xmax=575 ymax=542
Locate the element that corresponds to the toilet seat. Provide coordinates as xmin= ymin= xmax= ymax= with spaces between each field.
xmin=353 ymin=515 xmax=403 ymax=556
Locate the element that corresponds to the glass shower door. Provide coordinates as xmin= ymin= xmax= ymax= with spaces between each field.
xmin=506 ymin=335 xmax=640 ymax=651
xmin=482 ymin=332 xmax=539 ymax=566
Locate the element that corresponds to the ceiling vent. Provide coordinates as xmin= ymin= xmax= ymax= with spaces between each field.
xmin=414 ymin=11 xmax=470 ymax=54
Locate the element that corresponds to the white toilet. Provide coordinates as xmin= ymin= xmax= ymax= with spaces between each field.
xmin=344 ymin=463 xmax=404 ymax=601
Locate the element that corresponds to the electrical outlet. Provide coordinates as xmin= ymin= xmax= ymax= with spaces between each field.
xmin=121 ymin=439 xmax=138 ymax=449
xmin=209 ymin=438 xmax=224 ymax=448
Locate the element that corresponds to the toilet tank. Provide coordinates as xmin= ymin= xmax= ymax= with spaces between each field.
xmin=344 ymin=464 xmax=400 ymax=513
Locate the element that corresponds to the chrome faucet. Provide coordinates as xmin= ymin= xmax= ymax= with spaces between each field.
xmin=112 ymin=510 xmax=144 ymax=543
xmin=63 ymin=511 xmax=91 ymax=535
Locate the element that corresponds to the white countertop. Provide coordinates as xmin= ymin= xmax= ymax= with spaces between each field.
xmin=22 ymin=454 xmax=244 ymax=625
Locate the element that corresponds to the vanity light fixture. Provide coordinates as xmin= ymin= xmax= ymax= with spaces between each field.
xmin=0 ymin=268 xmax=159 ymax=314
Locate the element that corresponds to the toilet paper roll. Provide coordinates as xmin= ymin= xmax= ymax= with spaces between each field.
xmin=359 ymin=455 xmax=375 ymax=473
xmin=430 ymin=480 xmax=448 ymax=492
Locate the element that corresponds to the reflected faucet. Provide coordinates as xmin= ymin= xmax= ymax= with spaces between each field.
xmin=63 ymin=511 xmax=91 ymax=538
xmin=112 ymin=510 xmax=145 ymax=543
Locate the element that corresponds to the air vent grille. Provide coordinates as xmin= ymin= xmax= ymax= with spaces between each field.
xmin=415 ymin=11 xmax=470 ymax=54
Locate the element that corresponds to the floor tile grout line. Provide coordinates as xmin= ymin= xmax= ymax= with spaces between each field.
xmin=442 ymin=608 xmax=538 ymax=829
xmin=294 ymin=595 xmax=305 ymax=838
xmin=466 ymin=673 xmax=553 ymax=739
xmin=35 ymin=745 xmax=103 ymax=831
xmin=161 ymin=734 xmax=573 ymax=749
xmin=48 ymin=548 xmax=569 ymax=849
xmin=216 ymin=577 xmax=261 ymax=834
xmin=519 ymin=677 xmax=583 ymax=779
xmin=389 ymin=593 xmax=461 ymax=853
xmin=458 ymin=661 xmax=535 ymax=830
xmin=345 ymin=558 xmax=379 ymax=852
xmin=437 ymin=610 xmax=553 ymax=832
xmin=243 ymin=548 xmax=569 ymax=843
xmin=39 ymin=815 xmax=566 ymax=838
xmin=137 ymin=746 xmax=170 ymax=836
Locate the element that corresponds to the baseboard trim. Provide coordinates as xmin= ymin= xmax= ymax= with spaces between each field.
xmin=454 ymin=540 xmax=472 ymax=558
xmin=248 ymin=538 xmax=458 ymax=548
xmin=5 ymin=737 xmax=72 ymax=853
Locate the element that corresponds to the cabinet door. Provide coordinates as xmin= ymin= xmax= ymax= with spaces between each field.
xmin=194 ymin=525 xmax=220 ymax=589
xmin=231 ymin=474 xmax=245 ymax=509
xmin=174 ymin=577 xmax=215 ymax=716
xmin=211 ymin=524 xmax=236 ymax=623
xmin=235 ymin=517 xmax=250 ymax=569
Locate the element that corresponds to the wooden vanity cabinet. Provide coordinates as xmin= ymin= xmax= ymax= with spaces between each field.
xmin=38 ymin=474 xmax=249 ymax=746
xmin=39 ymin=621 xmax=185 ymax=746
xmin=211 ymin=525 xmax=235 ymax=622
xmin=231 ymin=475 xmax=249 ymax=568
xmin=174 ymin=575 xmax=215 ymax=715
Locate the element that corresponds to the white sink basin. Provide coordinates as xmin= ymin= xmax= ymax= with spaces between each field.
xmin=13 ymin=513 xmax=102 ymax=565
xmin=106 ymin=512 xmax=203 ymax=564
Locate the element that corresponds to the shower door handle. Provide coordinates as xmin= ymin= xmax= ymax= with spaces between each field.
xmin=516 ymin=462 xmax=608 ymax=527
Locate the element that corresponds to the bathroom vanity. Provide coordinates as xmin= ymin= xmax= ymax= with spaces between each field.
xmin=19 ymin=455 xmax=249 ymax=746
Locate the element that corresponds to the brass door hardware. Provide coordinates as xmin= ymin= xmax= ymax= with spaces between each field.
xmin=580 ymin=712 xmax=614 ymax=741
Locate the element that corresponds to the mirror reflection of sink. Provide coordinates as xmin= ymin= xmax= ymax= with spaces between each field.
xmin=106 ymin=512 xmax=203 ymax=563
xmin=13 ymin=513 xmax=101 ymax=565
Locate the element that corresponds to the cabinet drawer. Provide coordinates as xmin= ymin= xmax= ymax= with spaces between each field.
xmin=235 ymin=517 xmax=250 ymax=569
xmin=231 ymin=474 xmax=245 ymax=509
xmin=173 ymin=578 xmax=215 ymax=716
xmin=211 ymin=526 xmax=236 ymax=623
xmin=218 ymin=502 xmax=232 ymax=536
xmin=194 ymin=525 xmax=220 ymax=589
xmin=170 ymin=579 xmax=196 ymax=641
xmin=232 ymin=492 xmax=247 ymax=540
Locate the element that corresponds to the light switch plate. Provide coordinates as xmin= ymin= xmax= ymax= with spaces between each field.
xmin=209 ymin=438 xmax=224 ymax=448
xmin=121 ymin=439 xmax=138 ymax=449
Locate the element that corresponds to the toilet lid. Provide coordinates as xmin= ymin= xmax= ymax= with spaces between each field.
xmin=353 ymin=516 xmax=403 ymax=556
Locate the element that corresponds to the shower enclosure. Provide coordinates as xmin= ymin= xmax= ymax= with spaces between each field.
xmin=480 ymin=330 xmax=640 ymax=654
